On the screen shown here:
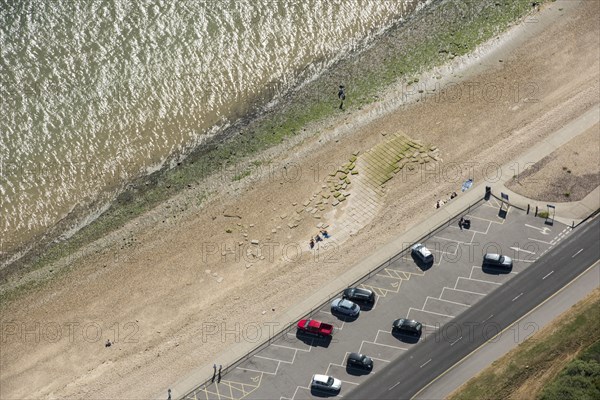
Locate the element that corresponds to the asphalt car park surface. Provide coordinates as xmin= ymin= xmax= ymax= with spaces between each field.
xmin=185 ymin=199 xmax=573 ymax=400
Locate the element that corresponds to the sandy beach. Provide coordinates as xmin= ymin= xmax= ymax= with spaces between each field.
xmin=1 ymin=0 xmax=599 ymax=399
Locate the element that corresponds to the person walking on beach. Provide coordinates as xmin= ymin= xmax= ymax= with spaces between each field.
xmin=338 ymin=85 xmax=346 ymax=109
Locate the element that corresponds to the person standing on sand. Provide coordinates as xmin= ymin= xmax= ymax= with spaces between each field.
xmin=338 ymin=85 xmax=346 ymax=109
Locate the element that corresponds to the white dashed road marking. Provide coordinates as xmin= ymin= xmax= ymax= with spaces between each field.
xmin=512 ymin=293 xmax=524 ymax=302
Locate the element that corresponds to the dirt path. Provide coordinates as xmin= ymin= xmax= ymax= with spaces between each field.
xmin=1 ymin=1 xmax=599 ymax=399
xmin=506 ymin=123 xmax=600 ymax=201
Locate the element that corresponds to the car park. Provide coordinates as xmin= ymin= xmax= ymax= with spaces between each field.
xmin=411 ymin=243 xmax=434 ymax=264
xmin=347 ymin=352 xmax=373 ymax=370
xmin=392 ymin=318 xmax=422 ymax=336
xmin=311 ymin=374 xmax=342 ymax=392
xmin=342 ymin=287 xmax=375 ymax=303
xmin=331 ymin=298 xmax=360 ymax=317
xmin=483 ymin=253 xmax=513 ymax=269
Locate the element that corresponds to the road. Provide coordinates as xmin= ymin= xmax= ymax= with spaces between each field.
xmin=347 ymin=216 xmax=600 ymax=400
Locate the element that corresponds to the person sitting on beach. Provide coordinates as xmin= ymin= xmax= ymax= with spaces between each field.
xmin=320 ymin=229 xmax=329 ymax=238
xmin=315 ymin=233 xmax=323 ymax=242
xmin=436 ymin=200 xmax=441 ymax=209
xmin=309 ymin=238 xmax=315 ymax=249
xmin=451 ymin=192 xmax=457 ymax=199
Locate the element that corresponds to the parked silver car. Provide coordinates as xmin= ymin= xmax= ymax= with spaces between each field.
xmin=331 ymin=298 xmax=360 ymax=317
xmin=342 ymin=287 xmax=375 ymax=303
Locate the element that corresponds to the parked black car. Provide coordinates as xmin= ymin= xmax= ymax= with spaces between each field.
xmin=342 ymin=287 xmax=375 ymax=303
xmin=483 ymin=253 xmax=513 ymax=269
xmin=392 ymin=318 xmax=422 ymax=336
xmin=347 ymin=352 xmax=373 ymax=370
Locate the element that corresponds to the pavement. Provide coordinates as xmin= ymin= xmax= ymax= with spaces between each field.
xmin=164 ymin=100 xmax=599 ymax=399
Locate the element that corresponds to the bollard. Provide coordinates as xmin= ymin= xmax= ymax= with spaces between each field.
xmin=535 ymin=206 xmax=538 ymax=217
xmin=527 ymin=204 xmax=530 ymax=214
xmin=484 ymin=186 xmax=491 ymax=200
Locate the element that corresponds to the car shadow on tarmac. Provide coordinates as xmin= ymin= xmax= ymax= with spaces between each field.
xmin=391 ymin=330 xmax=421 ymax=344
xmin=295 ymin=331 xmax=333 ymax=348
xmin=411 ymin=253 xmax=434 ymax=271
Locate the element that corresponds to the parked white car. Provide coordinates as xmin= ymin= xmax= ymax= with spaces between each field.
xmin=311 ymin=374 xmax=342 ymax=392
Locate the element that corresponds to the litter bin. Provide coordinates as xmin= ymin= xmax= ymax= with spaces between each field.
xmin=484 ymin=186 xmax=491 ymax=200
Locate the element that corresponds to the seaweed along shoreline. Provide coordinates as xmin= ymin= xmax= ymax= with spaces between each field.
xmin=0 ymin=0 xmax=542 ymax=302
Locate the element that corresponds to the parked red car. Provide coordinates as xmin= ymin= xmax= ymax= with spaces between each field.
xmin=297 ymin=319 xmax=334 ymax=337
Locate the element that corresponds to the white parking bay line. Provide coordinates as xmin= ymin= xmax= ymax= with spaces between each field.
xmin=510 ymin=246 xmax=536 ymax=255
xmin=525 ymin=224 xmax=551 ymax=234
xmin=425 ymin=296 xmax=470 ymax=308
xmin=409 ymin=307 xmax=455 ymax=318
xmin=433 ymin=236 xmax=468 ymax=244
xmin=461 ymin=277 xmax=502 ymax=286
xmin=528 ymin=237 xmax=553 ymax=245
xmin=442 ymin=287 xmax=487 ymax=297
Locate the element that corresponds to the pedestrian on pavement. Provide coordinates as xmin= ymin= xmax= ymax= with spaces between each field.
xmin=459 ymin=217 xmax=464 ymax=230
xmin=167 ymin=388 xmax=172 ymax=400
